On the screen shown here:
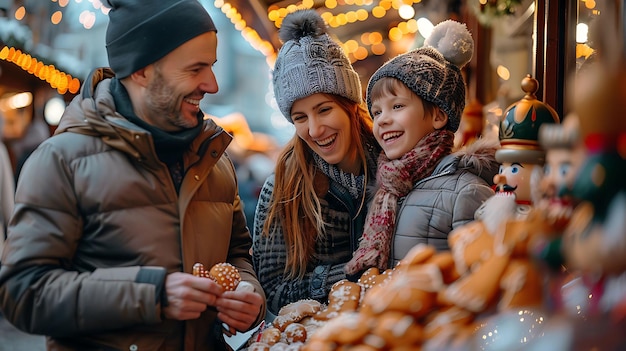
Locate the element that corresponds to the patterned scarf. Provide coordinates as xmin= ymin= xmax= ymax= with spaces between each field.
xmin=345 ymin=129 xmax=455 ymax=274
xmin=313 ymin=152 xmax=365 ymax=200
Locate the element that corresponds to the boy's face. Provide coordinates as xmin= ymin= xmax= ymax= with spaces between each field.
xmin=371 ymin=83 xmax=437 ymax=160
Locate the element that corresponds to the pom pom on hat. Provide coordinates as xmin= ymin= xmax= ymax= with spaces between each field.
xmin=272 ymin=9 xmax=363 ymax=123
xmin=105 ymin=0 xmax=217 ymax=79
xmin=424 ymin=20 xmax=474 ymax=68
xmin=278 ymin=10 xmax=327 ymax=43
xmin=366 ymin=19 xmax=474 ymax=132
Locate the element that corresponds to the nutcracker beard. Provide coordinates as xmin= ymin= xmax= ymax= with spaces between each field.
xmin=477 ymin=192 xmax=519 ymax=234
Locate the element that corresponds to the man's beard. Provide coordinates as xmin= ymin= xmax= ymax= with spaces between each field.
xmin=145 ymin=70 xmax=197 ymax=130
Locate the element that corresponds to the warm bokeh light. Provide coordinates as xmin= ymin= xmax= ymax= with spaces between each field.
xmin=372 ymin=6 xmax=386 ymax=18
xmin=15 ymin=6 xmax=26 ymax=20
xmin=354 ymin=46 xmax=368 ymax=60
xmin=417 ymin=17 xmax=434 ymax=38
xmin=51 ymin=11 xmax=63 ymax=25
xmin=369 ymin=32 xmax=383 ymax=44
xmin=371 ymin=43 xmax=386 ymax=55
xmin=216 ymin=0 xmax=277 ymax=65
xmin=0 ymin=45 xmax=81 ymax=94
xmin=576 ymin=22 xmax=589 ymax=43
xmin=388 ymin=27 xmax=402 ymax=41
xmin=398 ymin=4 xmax=415 ymax=20
xmin=44 ymin=96 xmax=66 ymax=126
xmin=497 ymin=65 xmax=511 ymax=80
xmin=6 ymin=92 xmax=33 ymax=109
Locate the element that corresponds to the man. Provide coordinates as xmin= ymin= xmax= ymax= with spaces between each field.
xmin=0 ymin=1 xmax=265 ymax=350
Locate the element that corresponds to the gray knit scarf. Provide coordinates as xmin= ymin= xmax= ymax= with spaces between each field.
xmin=313 ymin=152 xmax=364 ymax=200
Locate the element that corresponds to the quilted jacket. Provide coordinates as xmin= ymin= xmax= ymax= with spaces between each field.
xmin=389 ymin=138 xmax=500 ymax=267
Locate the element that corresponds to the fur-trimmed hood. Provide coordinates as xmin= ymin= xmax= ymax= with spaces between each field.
xmin=433 ymin=136 xmax=500 ymax=186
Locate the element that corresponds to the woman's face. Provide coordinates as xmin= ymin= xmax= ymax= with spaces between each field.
xmin=291 ymin=94 xmax=359 ymax=174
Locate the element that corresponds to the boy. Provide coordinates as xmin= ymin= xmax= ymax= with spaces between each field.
xmin=346 ymin=20 xmax=499 ymax=274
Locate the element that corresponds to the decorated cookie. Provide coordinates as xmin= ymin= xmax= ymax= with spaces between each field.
xmin=209 ymin=262 xmax=241 ymax=291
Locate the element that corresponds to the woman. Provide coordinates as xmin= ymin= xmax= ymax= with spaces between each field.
xmin=252 ymin=9 xmax=380 ymax=315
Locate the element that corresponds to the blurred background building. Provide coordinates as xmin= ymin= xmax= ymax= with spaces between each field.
xmin=0 ymin=0 xmax=612 ymax=214
xmin=0 ymin=0 xmax=611 ymax=223
xmin=0 ymin=0 xmax=611 ymax=235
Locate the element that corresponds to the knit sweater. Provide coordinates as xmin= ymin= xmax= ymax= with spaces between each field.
xmin=252 ymin=148 xmax=378 ymax=315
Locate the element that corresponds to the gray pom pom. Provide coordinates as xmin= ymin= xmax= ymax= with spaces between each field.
xmin=278 ymin=9 xmax=328 ymax=43
xmin=424 ymin=19 xmax=474 ymax=68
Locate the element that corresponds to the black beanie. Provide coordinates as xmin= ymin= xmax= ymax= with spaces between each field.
xmin=105 ymin=0 xmax=217 ymax=78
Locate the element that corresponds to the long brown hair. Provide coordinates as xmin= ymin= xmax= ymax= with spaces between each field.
xmin=263 ymin=94 xmax=374 ymax=279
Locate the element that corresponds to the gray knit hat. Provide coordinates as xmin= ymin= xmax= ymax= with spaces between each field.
xmin=366 ymin=20 xmax=474 ymax=132
xmin=272 ymin=9 xmax=362 ymax=123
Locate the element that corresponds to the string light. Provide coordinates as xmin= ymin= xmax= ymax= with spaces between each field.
xmin=213 ymin=0 xmax=277 ymax=66
xmin=0 ymin=45 xmax=81 ymax=95
xmin=262 ymin=0 xmax=424 ymax=63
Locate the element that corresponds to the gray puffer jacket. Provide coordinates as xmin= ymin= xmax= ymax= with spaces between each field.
xmin=389 ymin=138 xmax=499 ymax=267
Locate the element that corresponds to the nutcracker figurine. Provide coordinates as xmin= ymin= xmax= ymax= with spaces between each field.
xmin=443 ymin=74 xmax=560 ymax=316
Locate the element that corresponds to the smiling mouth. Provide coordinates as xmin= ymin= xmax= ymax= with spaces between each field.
xmin=183 ymin=97 xmax=201 ymax=107
xmin=382 ymin=131 xmax=403 ymax=142
xmin=317 ymin=135 xmax=336 ymax=147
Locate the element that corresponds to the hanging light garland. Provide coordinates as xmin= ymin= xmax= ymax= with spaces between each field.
xmin=0 ymin=45 xmax=81 ymax=95
xmin=262 ymin=0 xmax=424 ymax=63
xmin=213 ymin=0 xmax=278 ymax=66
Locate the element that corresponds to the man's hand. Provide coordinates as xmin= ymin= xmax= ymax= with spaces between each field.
xmin=215 ymin=282 xmax=263 ymax=333
xmin=162 ymin=272 xmax=223 ymax=320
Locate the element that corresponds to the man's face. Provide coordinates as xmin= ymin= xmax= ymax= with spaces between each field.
xmin=141 ymin=31 xmax=218 ymax=132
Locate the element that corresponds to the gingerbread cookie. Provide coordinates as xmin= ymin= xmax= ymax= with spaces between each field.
xmin=307 ymin=311 xmax=370 ymax=345
xmin=247 ymin=342 xmax=270 ymax=351
xmin=192 ymin=262 xmax=241 ymax=291
xmin=258 ymin=327 xmax=281 ymax=345
xmin=396 ymin=243 xmax=436 ymax=269
xmin=361 ymin=265 xmax=438 ymax=318
xmin=370 ymin=311 xmax=423 ymax=348
xmin=313 ymin=280 xmax=362 ymax=321
xmin=277 ymin=299 xmax=322 ymax=318
xmin=209 ymin=262 xmax=241 ymax=291
xmin=284 ymin=323 xmax=307 ymax=343
xmin=192 ymin=262 xmax=210 ymax=278
xmin=357 ymin=267 xmax=393 ymax=292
